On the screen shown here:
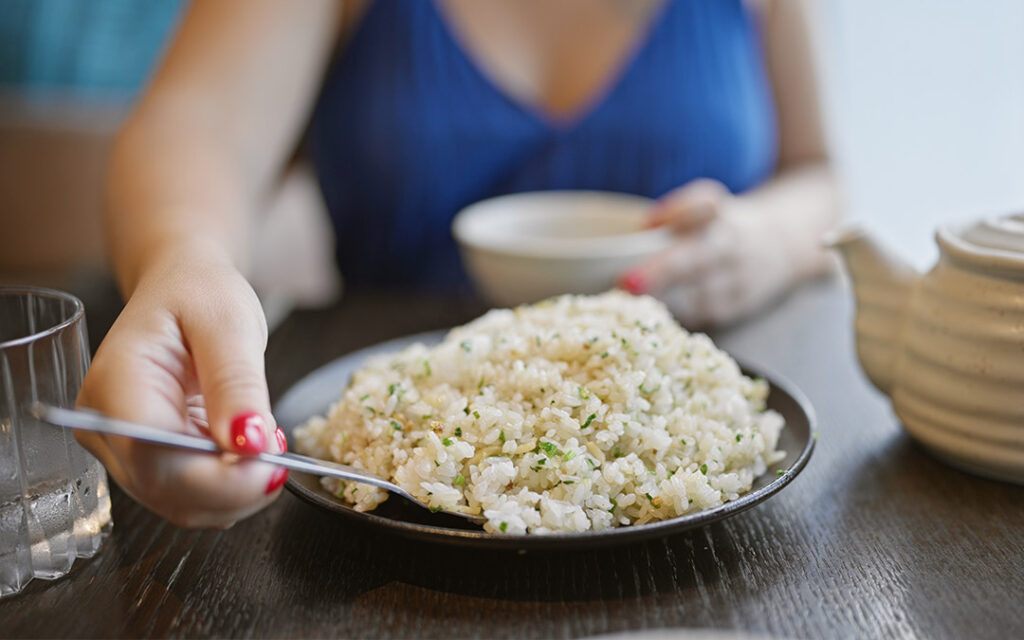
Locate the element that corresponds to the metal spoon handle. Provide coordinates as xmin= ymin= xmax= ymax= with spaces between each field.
xmin=33 ymin=403 xmax=482 ymax=525
xmin=32 ymin=403 xmax=400 ymax=487
xmin=255 ymin=450 xmax=407 ymax=496
xmin=34 ymin=404 xmax=221 ymax=453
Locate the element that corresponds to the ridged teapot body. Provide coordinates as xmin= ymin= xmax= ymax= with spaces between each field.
xmin=831 ymin=215 xmax=1024 ymax=484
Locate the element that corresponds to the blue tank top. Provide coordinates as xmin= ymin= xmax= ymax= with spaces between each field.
xmin=309 ymin=0 xmax=777 ymax=291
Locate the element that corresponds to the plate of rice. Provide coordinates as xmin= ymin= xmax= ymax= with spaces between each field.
xmin=277 ymin=291 xmax=815 ymax=549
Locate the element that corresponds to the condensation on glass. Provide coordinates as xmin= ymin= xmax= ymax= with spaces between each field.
xmin=0 ymin=287 xmax=111 ymax=598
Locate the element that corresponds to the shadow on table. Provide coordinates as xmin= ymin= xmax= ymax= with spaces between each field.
xmin=267 ymin=493 xmax=805 ymax=606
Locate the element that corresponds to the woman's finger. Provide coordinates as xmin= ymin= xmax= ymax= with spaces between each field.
xmin=182 ymin=291 xmax=277 ymax=457
xmin=648 ymin=178 xmax=728 ymax=232
xmin=619 ymin=231 xmax=722 ymax=295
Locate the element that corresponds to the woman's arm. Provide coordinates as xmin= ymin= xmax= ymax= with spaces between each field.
xmin=623 ymin=0 xmax=840 ymax=326
xmin=108 ymin=0 xmax=342 ymax=292
xmin=79 ymin=0 xmax=343 ymax=527
xmin=747 ymin=0 xmax=839 ymax=277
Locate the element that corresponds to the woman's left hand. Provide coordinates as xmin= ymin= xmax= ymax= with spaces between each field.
xmin=618 ymin=179 xmax=796 ymax=328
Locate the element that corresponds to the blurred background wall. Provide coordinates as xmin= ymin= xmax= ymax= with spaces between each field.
xmin=0 ymin=0 xmax=336 ymax=326
xmin=0 ymin=0 xmax=183 ymax=289
xmin=820 ymin=0 xmax=1024 ymax=269
xmin=0 ymin=0 xmax=1021 ymax=293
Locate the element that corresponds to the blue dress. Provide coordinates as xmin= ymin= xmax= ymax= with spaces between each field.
xmin=309 ymin=0 xmax=777 ymax=291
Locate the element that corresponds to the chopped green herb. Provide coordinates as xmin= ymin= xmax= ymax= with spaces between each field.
xmin=539 ymin=441 xmax=560 ymax=456
xmin=453 ymin=474 xmax=465 ymax=486
xmin=537 ymin=457 xmax=546 ymax=466
xmin=422 ymin=414 xmax=432 ymax=420
xmin=391 ymin=420 xmax=402 ymax=431
xmin=454 ymin=427 xmax=462 ymax=437
xmin=365 ymin=407 xmax=376 ymax=416
xmin=688 ymin=498 xmax=694 ymax=504
xmin=535 ymin=336 xmax=541 ymax=347
xmin=581 ymin=413 xmax=597 ymax=429
xmin=429 ymin=506 xmax=441 ymax=513
xmin=421 ymin=359 xmax=432 ymax=376
xmin=645 ymin=492 xmax=655 ymax=503
xmin=477 ymin=376 xmax=485 ymax=391
xmin=700 ymin=463 xmax=708 ymax=475
xmin=359 ymin=393 xmax=371 ymax=401
xmin=563 ymin=450 xmax=576 ymax=462
xmin=736 ymin=434 xmax=743 ymax=442
xmin=588 ymin=336 xmax=599 ymax=344
xmin=600 ymin=351 xmax=609 ymax=358
xmin=586 ymin=458 xmax=596 ymax=468
xmin=563 ymin=480 xmax=575 ymax=485
xmin=499 ymin=521 xmax=508 ymax=533
xmin=776 ymin=469 xmax=786 ymax=476
xmin=499 ymin=430 xmax=506 ymax=444
xmin=613 ymin=447 xmax=624 ymax=458
xmin=577 ymin=386 xmax=591 ymax=400
xmin=638 ymin=382 xmax=661 ymax=394
xmin=609 ymin=498 xmax=618 ymax=511
xmin=442 ymin=437 xmax=453 ymax=446
xmin=388 ymin=383 xmax=399 ymax=396
xmin=460 ymin=341 xmax=471 ymax=352
xmin=434 ymin=460 xmax=440 ymax=467
xmin=463 ymin=406 xmax=470 ymax=415
xmin=680 ymin=438 xmax=687 ymax=446
xmin=473 ymin=410 xmax=480 ymax=419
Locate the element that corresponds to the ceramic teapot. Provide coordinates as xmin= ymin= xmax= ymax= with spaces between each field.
xmin=828 ymin=214 xmax=1024 ymax=484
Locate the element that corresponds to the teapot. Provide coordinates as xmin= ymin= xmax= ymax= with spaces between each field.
xmin=828 ymin=214 xmax=1024 ymax=484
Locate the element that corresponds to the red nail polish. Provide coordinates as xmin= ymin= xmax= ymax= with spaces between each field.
xmin=265 ymin=467 xmax=288 ymax=494
xmin=275 ymin=427 xmax=288 ymax=453
xmin=230 ymin=412 xmax=267 ymax=454
xmin=621 ymin=271 xmax=649 ymax=295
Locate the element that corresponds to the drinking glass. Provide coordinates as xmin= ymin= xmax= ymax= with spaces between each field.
xmin=0 ymin=286 xmax=111 ymax=598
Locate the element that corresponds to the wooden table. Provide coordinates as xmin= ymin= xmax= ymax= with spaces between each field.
xmin=2 ymin=278 xmax=1022 ymax=638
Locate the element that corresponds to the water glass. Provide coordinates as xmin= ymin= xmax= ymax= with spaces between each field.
xmin=0 ymin=286 xmax=112 ymax=598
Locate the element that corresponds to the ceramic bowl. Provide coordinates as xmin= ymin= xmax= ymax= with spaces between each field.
xmin=452 ymin=191 xmax=673 ymax=306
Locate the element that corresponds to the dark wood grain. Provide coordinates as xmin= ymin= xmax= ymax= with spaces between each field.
xmin=2 ymin=281 xmax=1022 ymax=639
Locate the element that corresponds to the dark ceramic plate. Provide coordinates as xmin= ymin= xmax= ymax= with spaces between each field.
xmin=274 ymin=331 xmax=816 ymax=550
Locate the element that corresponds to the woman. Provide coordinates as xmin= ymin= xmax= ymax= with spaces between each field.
xmin=78 ymin=0 xmax=838 ymax=528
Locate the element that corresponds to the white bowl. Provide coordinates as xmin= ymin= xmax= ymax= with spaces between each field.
xmin=452 ymin=191 xmax=673 ymax=306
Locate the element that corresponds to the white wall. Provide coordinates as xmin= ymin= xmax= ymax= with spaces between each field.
xmin=819 ymin=0 xmax=1024 ymax=268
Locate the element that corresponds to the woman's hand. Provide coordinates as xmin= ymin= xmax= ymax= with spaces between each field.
xmin=76 ymin=244 xmax=288 ymax=528
xmin=619 ymin=179 xmax=798 ymax=328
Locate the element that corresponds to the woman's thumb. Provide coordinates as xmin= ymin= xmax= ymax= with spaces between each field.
xmin=184 ymin=309 xmax=276 ymax=455
xmin=648 ymin=178 xmax=726 ymax=232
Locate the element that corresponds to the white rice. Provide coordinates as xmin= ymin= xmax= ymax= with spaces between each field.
xmin=294 ymin=291 xmax=784 ymax=534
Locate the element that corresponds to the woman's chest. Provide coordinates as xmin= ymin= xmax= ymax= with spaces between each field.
xmin=313 ymin=0 xmax=777 ymax=197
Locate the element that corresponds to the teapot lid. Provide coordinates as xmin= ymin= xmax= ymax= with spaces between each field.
xmin=938 ymin=213 xmax=1024 ymax=277
xmin=959 ymin=214 xmax=1024 ymax=253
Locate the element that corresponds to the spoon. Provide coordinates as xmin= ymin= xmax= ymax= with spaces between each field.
xmin=32 ymin=403 xmax=486 ymax=526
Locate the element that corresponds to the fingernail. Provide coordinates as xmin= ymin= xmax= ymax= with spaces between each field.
xmin=265 ymin=467 xmax=289 ymax=494
xmin=620 ymin=270 xmax=649 ymax=295
xmin=275 ymin=427 xmax=288 ymax=453
xmin=230 ymin=412 xmax=267 ymax=454
xmin=644 ymin=212 xmax=665 ymax=229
